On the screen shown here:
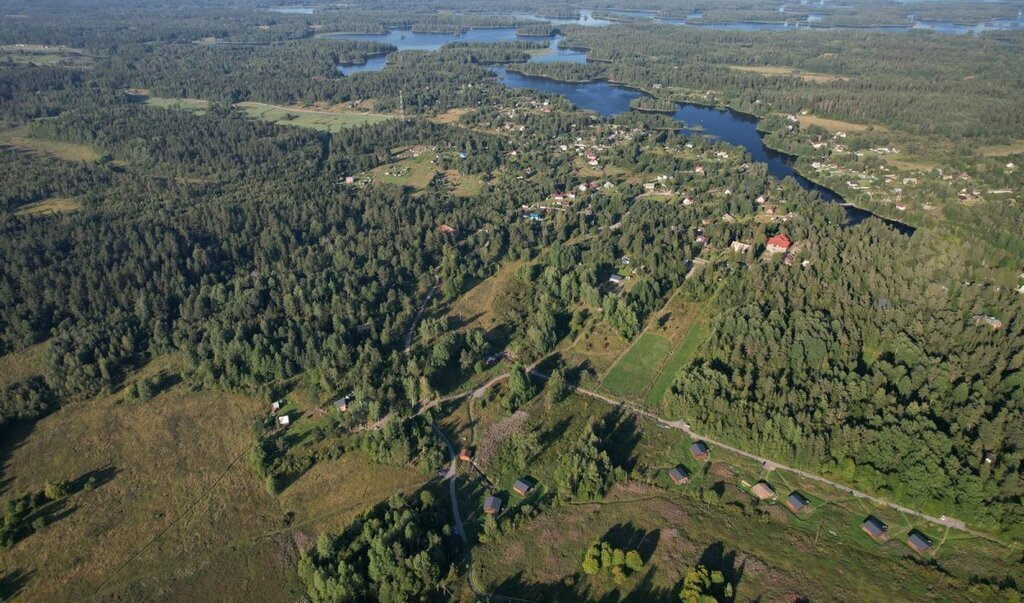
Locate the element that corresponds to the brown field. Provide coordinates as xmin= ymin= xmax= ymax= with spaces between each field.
xmin=14 ymin=197 xmax=82 ymax=217
xmin=431 ymin=107 xmax=472 ymax=125
xmin=0 ymin=354 xmax=427 ymax=602
xmin=728 ymin=65 xmax=848 ymax=83
xmin=978 ymin=141 xmax=1024 ymax=157
xmin=0 ymin=342 xmax=48 ymax=388
xmin=446 ymin=261 xmax=526 ymax=335
xmin=0 ymin=126 xmax=101 ymax=162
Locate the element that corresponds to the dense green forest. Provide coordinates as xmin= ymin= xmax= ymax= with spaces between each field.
xmin=0 ymin=0 xmax=1022 ymax=600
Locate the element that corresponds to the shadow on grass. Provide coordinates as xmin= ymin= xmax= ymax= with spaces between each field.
xmin=0 ymin=569 xmax=33 ymax=599
xmin=599 ymin=408 xmax=642 ymax=472
xmin=601 ymin=523 xmax=663 ymax=563
xmin=698 ymin=541 xmax=745 ymax=599
xmin=0 ymin=420 xmax=37 ymax=495
xmin=72 ymin=465 xmax=119 ymax=491
xmin=622 ymin=565 xmax=677 ymax=602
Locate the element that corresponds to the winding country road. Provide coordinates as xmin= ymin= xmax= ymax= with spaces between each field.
xmin=565 ymin=383 xmax=991 ymax=540
xmin=431 ymin=366 xmax=998 ymax=544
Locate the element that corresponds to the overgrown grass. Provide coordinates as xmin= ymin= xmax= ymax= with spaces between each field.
xmin=14 ymin=196 xmax=82 ymax=217
xmin=471 ymin=394 xmax=1021 ymax=602
xmin=0 ymin=355 xmax=426 ymax=601
xmin=237 ymin=102 xmax=393 ymax=132
xmin=142 ymin=95 xmax=211 ymax=114
xmin=643 ymin=322 xmax=708 ymax=410
xmin=0 ymin=126 xmax=101 ymax=162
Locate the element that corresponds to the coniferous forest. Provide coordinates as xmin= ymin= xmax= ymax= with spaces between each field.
xmin=0 ymin=0 xmax=1021 ymax=601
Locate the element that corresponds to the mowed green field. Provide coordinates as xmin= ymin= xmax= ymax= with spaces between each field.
xmin=601 ymin=296 xmax=709 ymax=406
xmin=643 ymin=322 xmax=708 ymax=411
xmin=237 ymin=102 xmax=394 ymax=131
xmin=601 ymin=332 xmax=672 ymax=398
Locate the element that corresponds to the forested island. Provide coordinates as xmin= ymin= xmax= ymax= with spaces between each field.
xmin=0 ymin=0 xmax=1021 ymax=601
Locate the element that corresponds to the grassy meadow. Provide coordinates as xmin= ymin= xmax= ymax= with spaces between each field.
xmin=237 ymin=102 xmax=393 ymax=132
xmin=464 ymin=393 xmax=1020 ymax=602
xmin=0 ymin=353 xmax=428 ymax=602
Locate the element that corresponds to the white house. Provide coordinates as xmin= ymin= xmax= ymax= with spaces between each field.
xmin=277 ymin=415 xmax=291 ymax=426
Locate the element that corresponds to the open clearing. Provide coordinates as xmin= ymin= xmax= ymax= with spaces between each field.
xmin=797 ymin=114 xmax=878 ymax=133
xmin=0 ymin=354 xmax=425 ymax=602
xmin=130 ymin=94 xmax=394 ymax=131
xmin=0 ymin=126 xmax=101 ymax=162
xmin=368 ymin=152 xmax=438 ymax=190
xmin=728 ymin=64 xmax=848 ymax=83
xmin=470 ymin=394 xmax=1020 ymax=602
xmin=446 ymin=261 xmax=525 ymax=337
xmin=600 ymin=297 xmax=709 ymax=406
xmin=0 ymin=341 xmax=48 ymax=389
xmin=138 ymin=95 xmax=211 ymax=113
xmin=978 ymin=141 xmax=1024 ymax=157
xmin=1 ymin=45 xmax=92 ymax=67
xmin=601 ymin=332 xmax=673 ymax=398
xmin=236 ymin=102 xmax=393 ymax=131
xmin=14 ymin=196 xmax=82 ymax=217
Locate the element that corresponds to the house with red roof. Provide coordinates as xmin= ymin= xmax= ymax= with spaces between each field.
xmin=766 ymin=233 xmax=792 ymax=254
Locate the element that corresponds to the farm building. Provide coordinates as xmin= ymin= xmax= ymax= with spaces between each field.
xmin=690 ymin=441 xmax=710 ymax=461
xmin=459 ymin=448 xmax=473 ymax=462
xmin=668 ymin=466 xmax=690 ymax=485
xmin=751 ymin=481 xmax=776 ymax=500
xmin=862 ymin=516 xmax=888 ymax=541
xmin=907 ymin=531 xmax=933 ymax=555
xmin=271 ymin=400 xmax=282 ymax=412
xmin=484 ymin=496 xmax=502 ymax=515
xmin=785 ymin=491 xmax=810 ymax=513
xmin=512 ymin=478 xmax=534 ymax=497
xmin=277 ymin=414 xmax=290 ymax=426
xmin=766 ymin=233 xmax=792 ymax=254
xmin=608 ymin=274 xmax=625 ymax=285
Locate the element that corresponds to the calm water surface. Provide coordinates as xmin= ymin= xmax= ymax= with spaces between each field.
xmin=491 ymin=67 xmax=914 ymax=233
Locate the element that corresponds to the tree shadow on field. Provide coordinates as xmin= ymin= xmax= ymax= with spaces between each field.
xmin=0 ymin=569 xmax=33 ymax=600
xmin=601 ymin=523 xmax=662 ymax=561
xmin=622 ymin=565 xmax=676 ymax=602
xmin=698 ymin=541 xmax=746 ymax=599
xmin=493 ymin=570 xmax=591 ymax=602
xmin=598 ymin=408 xmax=642 ymax=471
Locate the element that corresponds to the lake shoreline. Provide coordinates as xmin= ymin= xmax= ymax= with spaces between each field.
xmin=492 ymin=66 xmax=915 ymax=234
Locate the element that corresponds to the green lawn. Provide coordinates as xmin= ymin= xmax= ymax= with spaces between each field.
xmin=601 ymin=332 xmax=672 ymax=399
xmin=643 ymin=322 xmax=708 ymax=411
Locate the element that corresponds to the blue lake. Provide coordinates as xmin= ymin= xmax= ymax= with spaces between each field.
xmin=491 ymin=67 xmax=913 ymax=233
xmin=326 ymin=27 xmax=522 ymax=52
xmin=268 ymin=6 xmax=315 ymax=14
xmin=335 ymin=33 xmax=586 ymax=75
